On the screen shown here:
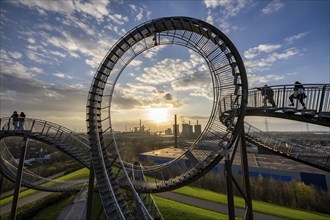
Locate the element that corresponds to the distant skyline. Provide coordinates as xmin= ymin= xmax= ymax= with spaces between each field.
xmin=1 ymin=0 xmax=329 ymax=132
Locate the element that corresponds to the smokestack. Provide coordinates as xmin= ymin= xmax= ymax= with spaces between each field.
xmin=174 ymin=114 xmax=177 ymax=148
xmin=140 ymin=119 xmax=141 ymax=131
xmin=197 ymin=120 xmax=198 ymax=125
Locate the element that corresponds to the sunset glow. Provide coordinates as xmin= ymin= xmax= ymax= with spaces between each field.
xmin=148 ymin=108 xmax=169 ymax=123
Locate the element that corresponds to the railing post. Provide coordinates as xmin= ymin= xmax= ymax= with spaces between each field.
xmin=8 ymin=118 xmax=11 ymax=131
xmin=40 ymin=121 xmax=47 ymax=134
xmin=282 ymin=86 xmax=286 ymax=108
xmin=30 ymin=120 xmax=35 ymax=132
xmin=54 ymin=126 xmax=61 ymax=139
xmin=318 ymin=85 xmax=326 ymax=113
xmin=254 ymin=91 xmax=257 ymax=107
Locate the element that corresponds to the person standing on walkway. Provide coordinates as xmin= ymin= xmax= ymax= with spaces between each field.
xmin=11 ymin=111 xmax=19 ymax=129
xmin=258 ymin=85 xmax=276 ymax=107
xmin=289 ymin=81 xmax=307 ymax=109
xmin=18 ymin=112 xmax=26 ymax=130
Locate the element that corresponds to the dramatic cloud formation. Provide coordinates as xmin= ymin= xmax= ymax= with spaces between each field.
xmin=14 ymin=0 xmax=110 ymax=21
xmin=1 ymin=0 xmax=328 ymax=132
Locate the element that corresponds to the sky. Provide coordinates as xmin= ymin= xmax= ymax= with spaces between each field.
xmin=1 ymin=0 xmax=329 ymax=133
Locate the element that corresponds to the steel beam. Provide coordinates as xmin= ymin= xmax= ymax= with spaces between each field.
xmin=0 ymin=174 xmax=4 ymax=197
xmin=11 ymin=137 xmax=28 ymax=220
xmin=239 ymin=130 xmax=253 ymax=220
xmin=224 ymin=154 xmax=235 ymax=220
xmin=86 ymin=162 xmax=95 ymax=220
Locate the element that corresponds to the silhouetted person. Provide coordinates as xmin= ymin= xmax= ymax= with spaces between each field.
xmin=11 ymin=111 xmax=19 ymax=129
xmin=18 ymin=112 xmax=26 ymax=130
xmin=289 ymin=81 xmax=307 ymax=109
xmin=257 ymin=85 xmax=276 ymax=107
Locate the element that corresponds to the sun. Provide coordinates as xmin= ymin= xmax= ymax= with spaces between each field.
xmin=148 ymin=108 xmax=169 ymax=123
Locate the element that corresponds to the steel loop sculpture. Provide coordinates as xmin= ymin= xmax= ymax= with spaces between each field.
xmin=2 ymin=16 xmax=329 ymax=220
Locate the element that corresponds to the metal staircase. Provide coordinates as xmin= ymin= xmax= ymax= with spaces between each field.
xmin=0 ymin=117 xmax=91 ymax=192
xmin=244 ymin=122 xmax=330 ymax=172
xmin=0 ymin=140 xmax=83 ymax=192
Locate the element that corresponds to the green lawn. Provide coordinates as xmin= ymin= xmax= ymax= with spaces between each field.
xmin=154 ymin=196 xmax=236 ymax=220
xmin=0 ymin=168 xmax=89 ymax=207
xmin=29 ymin=195 xmax=76 ymax=220
xmin=0 ymin=188 xmax=37 ymax=207
xmin=172 ymin=186 xmax=330 ymax=220
xmin=2 ymin=168 xmax=329 ymax=220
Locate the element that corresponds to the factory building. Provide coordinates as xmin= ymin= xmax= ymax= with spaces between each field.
xmin=139 ymin=147 xmax=330 ymax=191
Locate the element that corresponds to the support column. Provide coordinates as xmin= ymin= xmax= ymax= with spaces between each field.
xmin=11 ymin=137 xmax=28 ymax=220
xmin=239 ymin=130 xmax=253 ymax=220
xmin=86 ymin=162 xmax=95 ymax=220
xmin=0 ymin=174 xmax=4 ymax=197
xmin=224 ymin=150 xmax=235 ymax=220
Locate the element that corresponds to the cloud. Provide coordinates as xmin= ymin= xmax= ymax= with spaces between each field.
xmin=244 ymin=44 xmax=282 ymax=59
xmin=164 ymin=93 xmax=172 ymax=101
xmin=262 ymin=0 xmax=284 ymax=14
xmin=130 ymin=59 xmax=143 ymax=66
xmin=0 ymin=49 xmax=45 ymax=78
xmin=171 ymin=71 xmax=213 ymax=100
xmin=50 ymin=50 xmax=67 ymax=58
xmin=112 ymin=83 xmax=182 ymax=110
xmin=70 ymin=52 xmax=80 ymax=58
xmin=206 ymin=10 xmax=214 ymax=25
xmin=203 ymin=0 xmax=220 ymax=9
xmin=8 ymin=51 xmax=22 ymax=59
xmin=105 ymin=25 xmax=127 ymax=36
xmin=247 ymin=73 xmax=284 ymax=87
xmin=128 ymin=4 xmax=152 ymax=21
xmin=53 ymin=72 xmax=65 ymax=78
xmin=14 ymin=0 xmax=110 ymax=22
xmin=108 ymin=13 xmax=129 ymax=25
xmin=85 ymin=57 xmax=102 ymax=69
xmin=53 ymin=72 xmax=74 ymax=80
xmin=46 ymin=28 xmax=116 ymax=68
xmin=143 ymin=46 xmax=165 ymax=59
xmin=136 ymin=58 xmax=191 ymax=84
xmin=0 ymin=72 xmax=87 ymax=112
xmin=60 ymin=15 xmax=96 ymax=36
xmin=27 ymin=37 xmax=36 ymax=44
xmin=204 ymin=0 xmax=250 ymax=33
xmin=244 ymin=48 xmax=299 ymax=72
xmin=204 ymin=0 xmax=249 ymax=18
xmin=26 ymin=51 xmax=47 ymax=64
xmin=285 ymin=32 xmax=308 ymax=43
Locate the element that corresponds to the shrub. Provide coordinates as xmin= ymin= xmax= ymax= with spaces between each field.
xmin=189 ymin=172 xmax=330 ymax=214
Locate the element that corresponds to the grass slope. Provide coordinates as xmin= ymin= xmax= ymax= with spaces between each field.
xmin=154 ymin=196 xmax=233 ymax=220
xmin=172 ymin=186 xmax=330 ymax=220
xmin=0 ymin=168 xmax=89 ymax=207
